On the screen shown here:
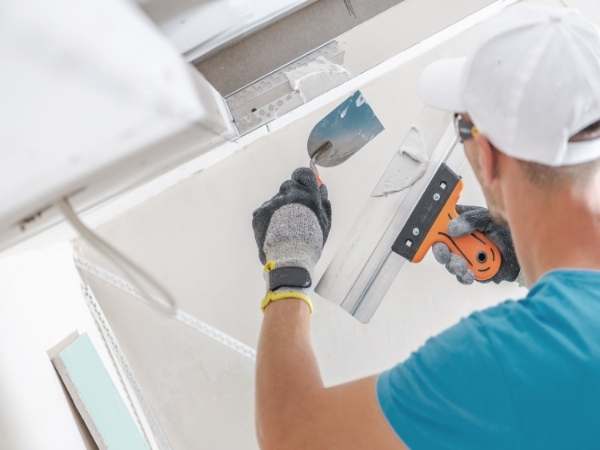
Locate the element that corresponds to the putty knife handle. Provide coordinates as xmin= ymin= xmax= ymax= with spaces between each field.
xmin=412 ymin=179 xmax=502 ymax=281
xmin=443 ymin=211 xmax=502 ymax=282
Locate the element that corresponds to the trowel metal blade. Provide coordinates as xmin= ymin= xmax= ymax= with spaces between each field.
xmin=307 ymin=91 xmax=384 ymax=167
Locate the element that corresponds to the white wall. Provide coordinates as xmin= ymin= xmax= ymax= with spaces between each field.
xmin=0 ymin=244 xmax=99 ymax=449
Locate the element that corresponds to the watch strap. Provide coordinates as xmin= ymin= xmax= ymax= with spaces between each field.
xmin=261 ymin=290 xmax=314 ymax=314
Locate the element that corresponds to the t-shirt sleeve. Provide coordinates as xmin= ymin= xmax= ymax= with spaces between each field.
xmin=376 ymin=313 xmax=517 ymax=450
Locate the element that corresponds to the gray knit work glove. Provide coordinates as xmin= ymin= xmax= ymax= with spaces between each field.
xmin=252 ymin=168 xmax=332 ymax=290
xmin=432 ymin=205 xmax=520 ymax=285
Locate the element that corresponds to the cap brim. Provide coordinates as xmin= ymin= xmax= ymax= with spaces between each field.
xmin=417 ymin=57 xmax=467 ymax=112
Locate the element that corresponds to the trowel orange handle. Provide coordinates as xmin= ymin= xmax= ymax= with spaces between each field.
xmin=411 ymin=179 xmax=502 ymax=281
xmin=309 ymin=157 xmax=324 ymax=187
xmin=315 ymin=173 xmax=324 ymax=187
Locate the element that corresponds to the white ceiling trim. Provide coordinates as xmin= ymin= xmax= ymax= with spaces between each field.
xmin=156 ymin=0 xmax=318 ymax=61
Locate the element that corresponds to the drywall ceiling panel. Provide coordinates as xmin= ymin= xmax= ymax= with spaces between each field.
xmin=559 ymin=0 xmax=600 ymax=21
xmin=75 ymin=276 xmax=256 ymax=449
xmin=339 ymin=0 xmax=497 ymax=76
xmin=196 ymin=0 xmax=497 ymax=95
xmin=74 ymin=15 xmax=531 ymax=447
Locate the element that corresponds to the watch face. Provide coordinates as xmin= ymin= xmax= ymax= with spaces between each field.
xmin=269 ymin=267 xmax=312 ymax=291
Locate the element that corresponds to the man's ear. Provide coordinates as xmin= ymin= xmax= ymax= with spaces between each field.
xmin=474 ymin=132 xmax=500 ymax=187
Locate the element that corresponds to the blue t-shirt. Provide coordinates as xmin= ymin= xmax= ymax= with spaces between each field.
xmin=377 ymin=270 xmax=600 ymax=450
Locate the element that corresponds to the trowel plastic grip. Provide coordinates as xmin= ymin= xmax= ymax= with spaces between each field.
xmin=411 ymin=179 xmax=502 ymax=281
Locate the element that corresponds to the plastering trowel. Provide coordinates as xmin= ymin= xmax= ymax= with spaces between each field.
xmin=308 ymin=90 xmax=384 ymax=185
xmin=314 ymin=107 xmax=501 ymax=323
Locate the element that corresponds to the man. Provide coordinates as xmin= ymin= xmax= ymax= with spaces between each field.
xmin=251 ymin=4 xmax=600 ymax=449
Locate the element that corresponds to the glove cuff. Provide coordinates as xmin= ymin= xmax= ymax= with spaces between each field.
xmin=264 ymin=239 xmax=319 ymax=271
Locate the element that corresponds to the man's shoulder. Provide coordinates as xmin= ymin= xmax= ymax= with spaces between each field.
xmin=377 ymin=271 xmax=600 ymax=450
xmin=474 ymin=269 xmax=600 ymax=336
xmin=377 ymin=300 xmax=519 ymax=449
xmin=431 ymin=298 xmax=527 ymax=351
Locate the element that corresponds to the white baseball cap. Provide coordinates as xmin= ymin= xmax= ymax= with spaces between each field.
xmin=418 ymin=3 xmax=600 ymax=167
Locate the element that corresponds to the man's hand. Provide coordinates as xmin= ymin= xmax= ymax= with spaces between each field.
xmin=253 ymin=168 xmax=406 ymax=450
xmin=432 ymin=205 xmax=520 ymax=284
xmin=252 ymin=167 xmax=331 ymax=286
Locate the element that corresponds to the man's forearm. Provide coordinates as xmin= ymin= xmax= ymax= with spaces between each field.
xmin=256 ymin=299 xmax=322 ymax=449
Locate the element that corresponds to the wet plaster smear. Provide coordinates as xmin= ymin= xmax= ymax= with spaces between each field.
xmin=371 ymin=126 xmax=429 ymax=197
xmin=285 ymin=56 xmax=351 ymax=103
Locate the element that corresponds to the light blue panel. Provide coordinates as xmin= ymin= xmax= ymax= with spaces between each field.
xmin=59 ymin=334 xmax=150 ymax=450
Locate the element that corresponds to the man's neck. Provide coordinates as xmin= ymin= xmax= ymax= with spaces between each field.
xmin=511 ymin=187 xmax=600 ymax=286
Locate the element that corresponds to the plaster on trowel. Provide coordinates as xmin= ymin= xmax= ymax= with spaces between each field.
xmin=307 ymin=90 xmax=384 ymax=186
xmin=315 ymin=109 xmax=501 ymax=323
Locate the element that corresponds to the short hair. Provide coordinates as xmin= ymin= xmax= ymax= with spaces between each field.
xmin=519 ymin=120 xmax=600 ymax=186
